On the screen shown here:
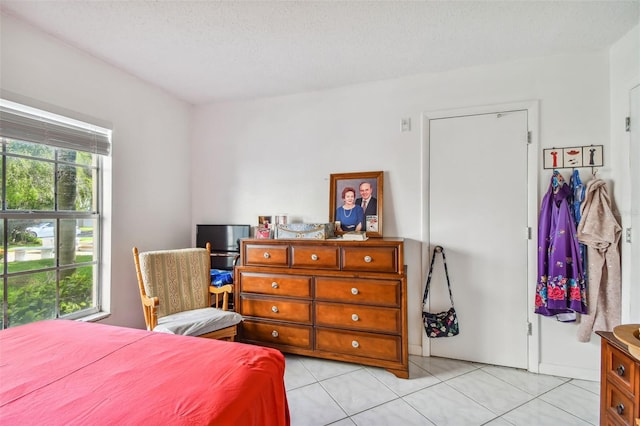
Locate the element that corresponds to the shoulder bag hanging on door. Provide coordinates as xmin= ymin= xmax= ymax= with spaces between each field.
xmin=422 ymin=245 xmax=460 ymax=338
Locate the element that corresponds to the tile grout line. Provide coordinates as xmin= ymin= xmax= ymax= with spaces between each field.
xmin=286 ymin=355 xmax=600 ymax=426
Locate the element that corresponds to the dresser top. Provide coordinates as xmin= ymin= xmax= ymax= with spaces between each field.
xmin=596 ymin=331 xmax=636 ymax=360
xmin=241 ymin=237 xmax=404 ymax=244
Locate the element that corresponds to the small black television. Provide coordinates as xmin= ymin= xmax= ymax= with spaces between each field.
xmin=196 ymin=224 xmax=250 ymax=270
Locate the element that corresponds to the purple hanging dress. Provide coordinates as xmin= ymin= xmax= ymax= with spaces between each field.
xmin=535 ymin=172 xmax=588 ymax=317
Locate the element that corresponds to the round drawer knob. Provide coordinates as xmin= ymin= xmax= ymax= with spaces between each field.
xmin=351 ymin=340 xmax=359 ymax=348
xmin=271 ymin=330 xmax=279 ymax=338
xmin=351 ymin=287 xmax=359 ymax=295
xmin=311 ymin=254 xmax=318 ymax=261
xmin=616 ymin=365 xmax=625 ymax=376
xmin=271 ymin=306 xmax=279 ymax=313
xmin=351 ymin=314 xmax=359 ymax=321
xmin=263 ymin=252 xmax=271 ymax=259
xmin=364 ymin=255 xmax=372 ymax=263
xmin=271 ymin=282 xmax=279 ymax=289
xmin=616 ymin=403 xmax=625 ymax=415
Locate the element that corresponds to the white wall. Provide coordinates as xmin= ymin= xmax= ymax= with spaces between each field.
xmin=192 ymin=51 xmax=630 ymax=379
xmin=1 ymin=14 xmax=193 ymax=329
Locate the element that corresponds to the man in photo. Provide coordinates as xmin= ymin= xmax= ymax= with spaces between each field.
xmin=356 ymin=181 xmax=377 ymax=216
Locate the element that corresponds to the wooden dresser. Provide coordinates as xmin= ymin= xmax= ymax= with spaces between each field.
xmin=596 ymin=331 xmax=640 ymax=426
xmin=234 ymin=238 xmax=408 ymax=378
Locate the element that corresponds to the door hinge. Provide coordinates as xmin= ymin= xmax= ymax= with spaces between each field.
xmin=527 ymin=227 xmax=532 ymax=240
xmin=527 ymin=322 xmax=532 ymax=336
xmin=626 ymin=228 xmax=632 ymax=243
xmin=626 ymin=117 xmax=630 ymax=132
xmin=527 ymin=131 xmax=532 ymax=144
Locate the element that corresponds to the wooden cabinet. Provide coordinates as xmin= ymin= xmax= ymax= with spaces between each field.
xmin=235 ymin=238 xmax=408 ymax=378
xmin=596 ymin=331 xmax=640 ymax=426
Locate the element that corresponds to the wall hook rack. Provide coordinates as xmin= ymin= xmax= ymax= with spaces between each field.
xmin=543 ymin=145 xmax=603 ymax=171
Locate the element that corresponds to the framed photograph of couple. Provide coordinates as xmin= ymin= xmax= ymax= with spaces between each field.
xmin=329 ymin=171 xmax=383 ymax=238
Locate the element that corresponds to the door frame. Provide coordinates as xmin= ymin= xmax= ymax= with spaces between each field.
xmin=420 ymin=100 xmax=540 ymax=372
xmin=628 ymin=84 xmax=640 ymax=323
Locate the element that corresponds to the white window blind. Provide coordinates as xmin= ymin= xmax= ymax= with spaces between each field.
xmin=0 ymin=99 xmax=111 ymax=156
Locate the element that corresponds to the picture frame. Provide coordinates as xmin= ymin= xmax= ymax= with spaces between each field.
xmin=258 ymin=215 xmax=273 ymax=229
xmin=329 ymin=171 xmax=383 ymax=238
xmin=255 ymin=227 xmax=273 ymax=239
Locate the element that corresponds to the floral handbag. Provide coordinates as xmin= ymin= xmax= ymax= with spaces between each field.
xmin=422 ymin=246 xmax=460 ymax=338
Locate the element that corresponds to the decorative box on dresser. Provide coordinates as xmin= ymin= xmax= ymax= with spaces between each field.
xmin=596 ymin=331 xmax=640 ymax=426
xmin=234 ymin=238 xmax=408 ymax=379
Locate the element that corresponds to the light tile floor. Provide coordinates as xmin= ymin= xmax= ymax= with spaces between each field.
xmin=284 ymin=354 xmax=600 ymax=426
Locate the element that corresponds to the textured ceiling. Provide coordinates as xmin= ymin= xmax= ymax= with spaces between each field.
xmin=1 ymin=1 xmax=638 ymax=105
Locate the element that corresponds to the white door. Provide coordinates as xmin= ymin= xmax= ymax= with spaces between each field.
xmin=427 ymin=109 xmax=530 ymax=368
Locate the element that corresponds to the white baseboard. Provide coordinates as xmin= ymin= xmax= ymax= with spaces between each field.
xmin=409 ymin=344 xmax=599 ymax=382
xmin=409 ymin=343 xmax=422 ymax=356
xmin=537 ymin=363 xmax=600 ymax=382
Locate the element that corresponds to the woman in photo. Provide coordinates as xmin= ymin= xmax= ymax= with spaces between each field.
xmin=335 ymin=187 xmax=364 ymax=232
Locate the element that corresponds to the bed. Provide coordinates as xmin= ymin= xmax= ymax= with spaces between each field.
xmin=0 ymin=320 xmax=290 ymax=425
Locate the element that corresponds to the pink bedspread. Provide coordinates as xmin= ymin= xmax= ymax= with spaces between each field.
xmin=0 ymin=320 xmax=289 ymax=425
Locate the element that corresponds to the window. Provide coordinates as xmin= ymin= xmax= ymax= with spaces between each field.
xmin=0 ymin=99 xmax=111 ymax=329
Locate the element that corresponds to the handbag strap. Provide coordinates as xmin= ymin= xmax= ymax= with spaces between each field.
xmin=422 ymin=245 xmax=455 ymax=307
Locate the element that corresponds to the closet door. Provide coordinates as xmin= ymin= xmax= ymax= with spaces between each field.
xmin=428 ymin=109 xmax=529 ymax=368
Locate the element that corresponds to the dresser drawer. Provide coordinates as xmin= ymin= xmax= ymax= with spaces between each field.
xmin=241 ymin=319 xmax=312 ymax=349
xmin=244 ymin=244 xmax=289 ymax=267
xmin=239 ymin=272 xmax=312 ymax=298
xmin=291 ymin=245 xmax=340 ymax=270
xmin=606 ymin=344 xmax=637 ymax=393
xmin=603 ymin=381 xmax=635 ymax=426
xmin=341 ymin=246 xmax=398 ymax=273
xmin=315 ymin=302 xmax=401 ymax=334
xmin=316 ymin=328 xmax=402 ymax=362
xmin=237 ymin=238 xmax=408 ymax=379
xmin=240 ymin=296 xmax=312 ymax=323
xmin=603 ymin=415 xmax=623 ymax=426
xmin=315 ymin=277 xmax=400 ymax=306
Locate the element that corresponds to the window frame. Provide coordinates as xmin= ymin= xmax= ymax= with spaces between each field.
xmin=0 ymin=99 xmax=110 ymax=328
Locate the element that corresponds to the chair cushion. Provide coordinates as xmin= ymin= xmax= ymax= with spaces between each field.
xmin=154 ymin=307 xmax=243 ymax=337
xmin=138 ymin=248 xmax=211 ymax=318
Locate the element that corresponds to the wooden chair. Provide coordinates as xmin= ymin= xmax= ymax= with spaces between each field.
xmin=132 ymin=243 xmax=242 ymax=341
